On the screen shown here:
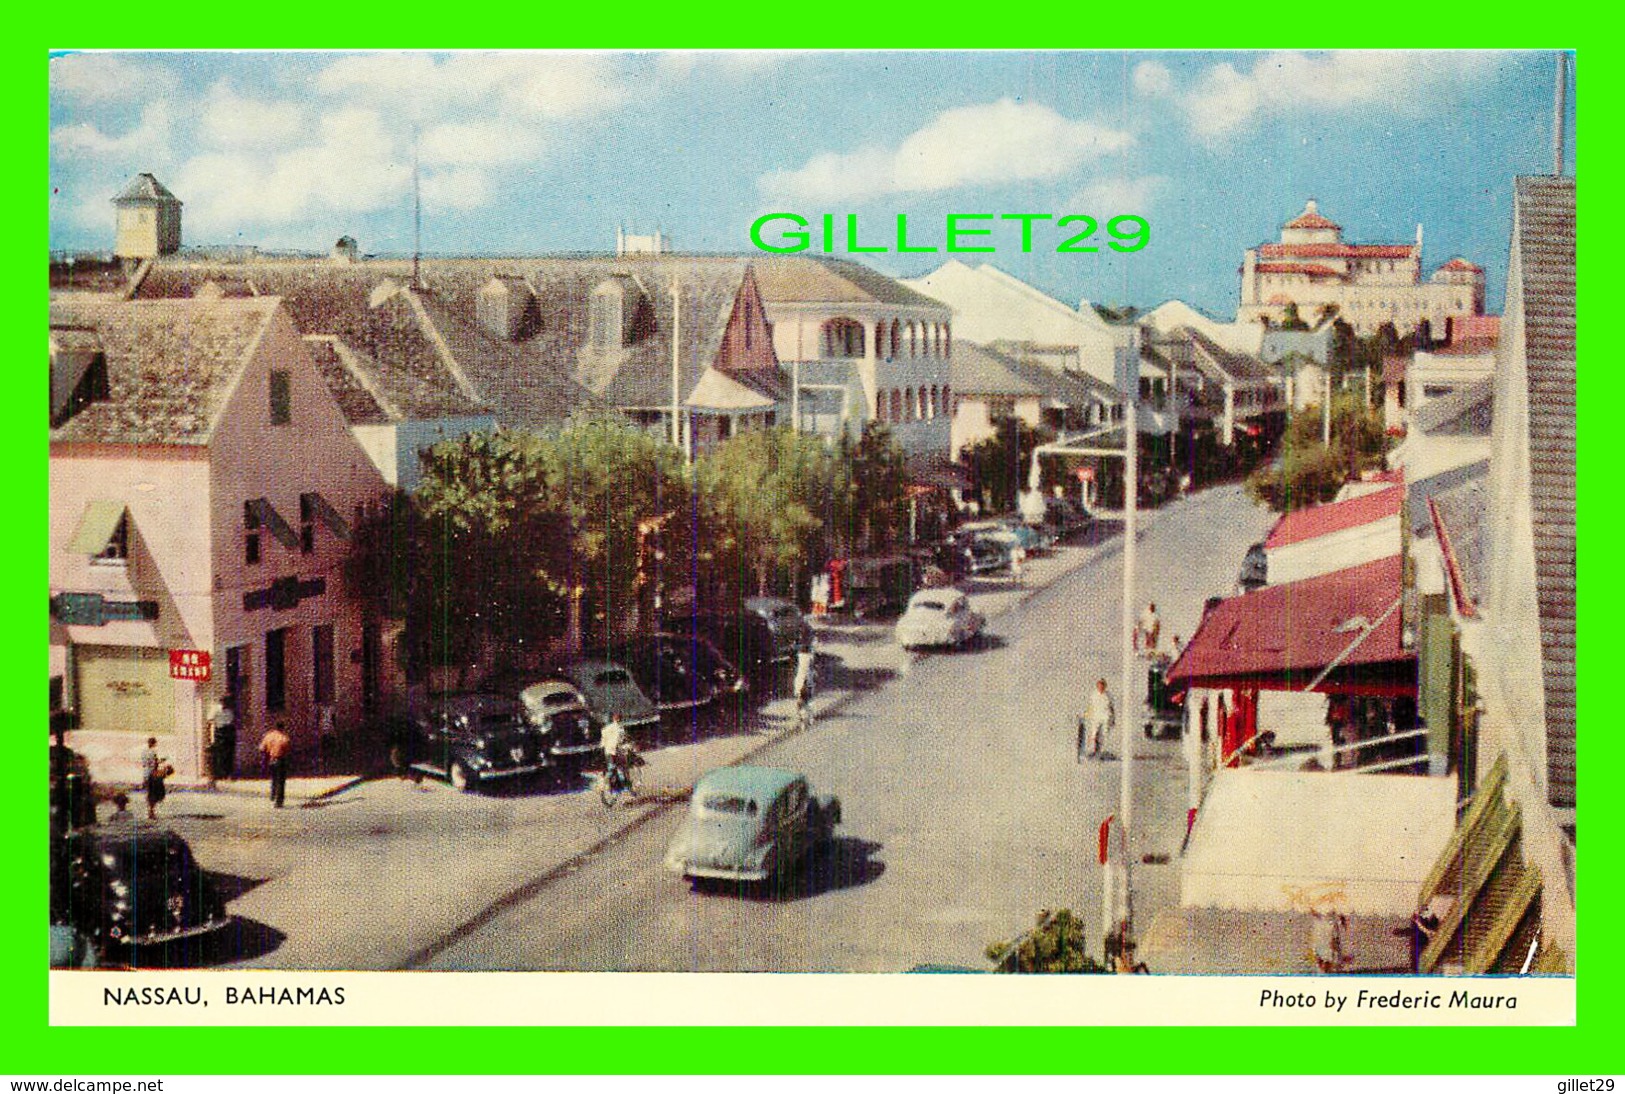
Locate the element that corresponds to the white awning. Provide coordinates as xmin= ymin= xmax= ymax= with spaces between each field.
xmin=1181 ymin=769 xmax=1456 ymax=915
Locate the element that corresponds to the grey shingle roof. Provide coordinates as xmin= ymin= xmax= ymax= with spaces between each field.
xmin=112 ymin=173 xmax=181 ymax=205
xmin=752 ymin=256 xmax=948 ymax=309
xmin=138 ymin=256 xmax=774 ymax=429
xmin=1185 ymin=328 xmax=1277 ymax=384
xmin=950 ymin=341 xmax=1042 ymax=397
xmin=1513 ymin=175 xmax=1576 ymax=809
xmin=1410 ymin=378 xmax=1494 ymax=436
xmin=48 ymin=296 xmax=278 ymax=445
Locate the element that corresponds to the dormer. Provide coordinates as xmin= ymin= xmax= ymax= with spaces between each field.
xmin=50 ymin=326 xmax=109 ymax=427
xmin=477 ymin=274 xmax=538 ymax=341
xmin=589 ymin=274 xmax=655 ymax=349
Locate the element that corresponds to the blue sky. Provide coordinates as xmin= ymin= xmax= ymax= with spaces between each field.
xmin=49 ymin=50 xmax=1574 ymax=319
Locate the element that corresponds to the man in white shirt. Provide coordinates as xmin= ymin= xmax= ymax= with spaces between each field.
xmin=1139 ymin=602 xmax=1161 ymax=654
xmin=600 ymin=713 xmax=627 ymax=767
xmin=1079 ymin=679 xmax=1115 ymax=761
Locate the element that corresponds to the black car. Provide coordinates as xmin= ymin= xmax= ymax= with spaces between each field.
xmin=512 ymin=680 xmax=601 ymax=771
xmin=53 ymin=825 xmax=228 ymax=957
xmin=388 ymin=692 xmax=550 ymax=792
xmin=937 ymin=532 xmax=1007 ymax=575
xmin=606 ymin=634 xmax=749 ymax=715
xmin=744 ymin=597 xmax=814 ymax=661
xmin=1040 ymin=496 xmax=1092 ymax=539
xmin=665 ymin=610 xmax=780 ymax=677
xmin=544 ymin=660 xmax=662 ymax=742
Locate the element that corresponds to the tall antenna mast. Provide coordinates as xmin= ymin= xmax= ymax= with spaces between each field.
xmin=412 ymin=129 xmax=423 ymax=287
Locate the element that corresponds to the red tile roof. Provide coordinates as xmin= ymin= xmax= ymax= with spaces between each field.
xmin=1166 ymin=554 xmax=1413 ymax=692
xmin=1256 ymin=262 xmax=1344 ymax=277
xmin=1263 ymin=484 xmax=1405 ymax=549
xmin=1286 ymin=209 xmax=1340 ymax=230
xmin=1438 ymin=257 xmax=1483 ymax=273
xmin=1260 ymin=243 xmax=1417 ymax=259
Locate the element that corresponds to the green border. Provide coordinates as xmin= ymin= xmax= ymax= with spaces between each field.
xmin=17 ymin=16 xmax=1609 ymax=1075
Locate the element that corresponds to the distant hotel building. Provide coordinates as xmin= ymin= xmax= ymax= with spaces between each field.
xmin=1239 ymin=200 xmax=1484 ymax=336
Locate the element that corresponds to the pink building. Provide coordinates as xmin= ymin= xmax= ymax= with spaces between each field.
xmin=49 ymin=296 xmax=390 ymax=784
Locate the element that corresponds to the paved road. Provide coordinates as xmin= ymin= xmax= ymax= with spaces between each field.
xmin=419 ymin=485 xmax=1273 ymax=972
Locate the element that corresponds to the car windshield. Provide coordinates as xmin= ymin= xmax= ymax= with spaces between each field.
xmin=702 ymin=794 xmax=759 ymax=816
xmin=594 ymin=669 xmax=631 ymax=687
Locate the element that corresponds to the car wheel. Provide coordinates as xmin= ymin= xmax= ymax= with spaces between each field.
xmin=448 ymin=761 xmax=473 ymax=793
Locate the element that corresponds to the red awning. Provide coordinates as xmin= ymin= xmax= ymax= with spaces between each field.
xmin=1263 ymin=485 xmax=1404 ymax=549
xmin=1167 ymin=554 xmax=1416 ymax=695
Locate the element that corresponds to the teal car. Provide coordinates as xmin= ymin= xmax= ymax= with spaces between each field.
xmin=664 ymin=766 xmax=841 ymax=885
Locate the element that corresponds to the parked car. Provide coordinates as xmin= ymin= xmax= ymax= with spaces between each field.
xmin=1040 ymin=496 xmax=1092 ymax=539
xmin=963 ymin=518 xmax=1049 ymax=554
xmin=546 ymin=659 xmax=662 ymax=742
xmin=1238 ymin=542 xmax=1268 ymax=592
xmin=939 ymin=532 xmax=1008 ymax=575
xmin=895 ymin=588 xmax=986 ymax=650
xmin=743 ymin=596 xmax=814 ymax=661
xmin=388 ymin=692 xmax=550 ymax=792
xmin=606 ymin=634 xmax=745 ymax=715
xmin=665 ymin=610 xmax=779 ymax=677
xmin=664 ymin=765 xmax=841 ymax=885
xmin=842 ymin=557 xmax=921 ymax=620
xmin=53 ymin=824 xmax=228 ymax=956
xmin=516 ymin=682 xmax=601 ymax=771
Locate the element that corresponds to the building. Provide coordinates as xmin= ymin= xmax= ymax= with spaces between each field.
xmin=128 ymin=256 xmax=784 ymax=462
xmin=1239 ymin=200 xmax=1484 ymax=336
xmin=948 ymin=341 xmax=1118 ymax=460
xmin=754 ymin=256 xmax=953 ymax=457
xmin=111 ymin=173 xmax=182 ymax=261
xmin=49 ymin=296 xmax=391 ymax=785
xmin=1142 ymin=298 xmax=1263 ymax=356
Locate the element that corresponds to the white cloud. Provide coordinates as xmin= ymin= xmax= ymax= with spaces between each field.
xmin=50 ymin=53 xmax=176 ymax=104
xmin=1182 ymin=51 xmax=1498 ymax=138
xmin=760 ymin=99 xmax=1133 ymax=205
xmin=422 ymin=168 xmax=490 ymax=210
xmin=1133 ymin=61 xmax=1173 ymax=98
xmin=655 ymin=50 xmax=785 ymax=80
xmin=316 ymin=51 xmax=628 ymax=121
xmin=1068 ymin=174 xmax=1167 ymax=214
xmin=49 ymin=102 xmax=173 ymax=162
xmin=198 ymin=84 xmax=304 ymax=150
xmin=420 ymin=119 xmax=541 ymax=168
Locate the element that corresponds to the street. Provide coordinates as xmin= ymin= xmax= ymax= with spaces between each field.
xmin=154 ymin=485 xmax=1274 ymax=972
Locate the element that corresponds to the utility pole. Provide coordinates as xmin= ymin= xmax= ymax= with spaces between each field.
xmin=412 ymin=130 xmax=422 ymax=290
xmin=1554 ymin=51 xmax=1569 ymax=176
xmin=1116 ymin=395 xmax=1139 ymax=956
xmin=1323 ymin=372 xmax=1332 ymax=447
xmin=671 ymin=271 xmax=682 ymax=453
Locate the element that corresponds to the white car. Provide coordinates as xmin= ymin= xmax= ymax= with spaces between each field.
xmin=894 ymin=589 xmax=986 ymax=650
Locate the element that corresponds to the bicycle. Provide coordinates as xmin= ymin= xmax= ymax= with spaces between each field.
xmin=596 ymin=748 xmax=640 ymax=809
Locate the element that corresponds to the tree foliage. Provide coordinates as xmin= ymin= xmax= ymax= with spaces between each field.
xmin=986 ymin=908 xmax=1106 ymax=973
xmin=1246 ymin=391 xmax=1389 ymax=512
xmin=964 ymin=417 xmax=1052 ymax=515
xmin=834 ymin=421 xmax=911 ymax=552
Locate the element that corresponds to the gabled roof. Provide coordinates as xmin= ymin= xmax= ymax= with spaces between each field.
xmin=1264 ymin=485 xmax=1405 ymax=550
xmin=990 ymin=343 xmax=1120 ymax=406
xmin=950 ymin=341 xmax=1042 ymax=397
xmin=1285 ymin=202 xmax=1340 ymax=231
xmin=1167 ymin=554 xmax=1413 ymax=693
xmin=752 ymin=255 xmax=945 ymax=309
xmin=48 ymin=296 xmax=279 ymax=446
xmin=1185 ymin=328 xmax=1277 ymax=385
xmin=1513 ymin=174 xmax=1576 ymax=808
xmin=136 ymin=256 xmax=773 ymax=427
xmin=112 ymin=173 xmax=181 ymax=205
xmin=1410 ymin=377 xmax=1494 ymax=437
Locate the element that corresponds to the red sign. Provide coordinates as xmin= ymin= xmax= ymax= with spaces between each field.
xmin=169 ymin=649 xmax=211 ymax=681
xmin=1076 ymin=467 xmax=1096 ymax=482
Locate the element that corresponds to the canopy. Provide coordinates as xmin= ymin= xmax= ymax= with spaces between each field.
xmin=1182 ymin=769 xmax=1456 ymax=914
xmin=1166 ymin=553 xmax=1416 ymax=695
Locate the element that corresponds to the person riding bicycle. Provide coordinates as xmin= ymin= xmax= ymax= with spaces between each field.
xmin=600 ymin=712 xmax=631 ymax=788
xmin=793 ymin=642 xmax=816 ymax=726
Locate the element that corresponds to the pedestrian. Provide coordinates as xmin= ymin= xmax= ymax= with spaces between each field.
xmin=259 ymin=722 xmax=292 ymax=808
xmin=793 ymin=642 xmax=816 ymax=709
xmin=599 ymin=711 xmax=626 ymax=769
xmin=1078 ymin=678 xmax=1115 ymax=761
xmin=1310 ymin=906 xmax=1350 ymax=973
xmin=207 ymin=695 xmax=237 ymax=781
xmin=1138 ymin=602 xmax=1161 ymax=654
xmin=1010 ymin=544 xmax=1026 ymax=583
xmin=140 ymin=736 xmax=169 ymax=820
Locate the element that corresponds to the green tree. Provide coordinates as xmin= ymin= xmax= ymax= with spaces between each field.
xmin=964 ymin=417 xmax=1052 ymax=515
xmin=986 ymin=908 xmax=1106 ymax=973
xmin=1279 ymin=301 xmax=1310 ymax=331
xmin=695 ymin=427 xmax=842 ymax=603
xmin=1246 ymin=391 xmax=1388 ymax=512
xmin=835 ymin=421 xmax=910 ymax=552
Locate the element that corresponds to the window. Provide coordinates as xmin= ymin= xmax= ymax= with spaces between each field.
xmin=244 ymin=501 xmax=262 ymax=565
xmin=265 ymin=628 xmax=288 ymax=712
xmin=299 ymin=493 xmax=317 ymax=554
xmin=93 ymin=511 xmax=130 ymax=565
xmin=269 ymin=370 xmax=291 ymax=426
xmin=225 ymin=645 xmax=247 ymax=707
xmin=822 ymin=319 xmax=865 ymax=359
xmin=890 ymin=320 xmax=901 ymax=360
xmin=890 ymin=389 xmax=903 ymax=421
xmin=944 ymin=325 xmax=951 ymax=357
xmin=312 ymin=624 xmax=335 ymax=706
